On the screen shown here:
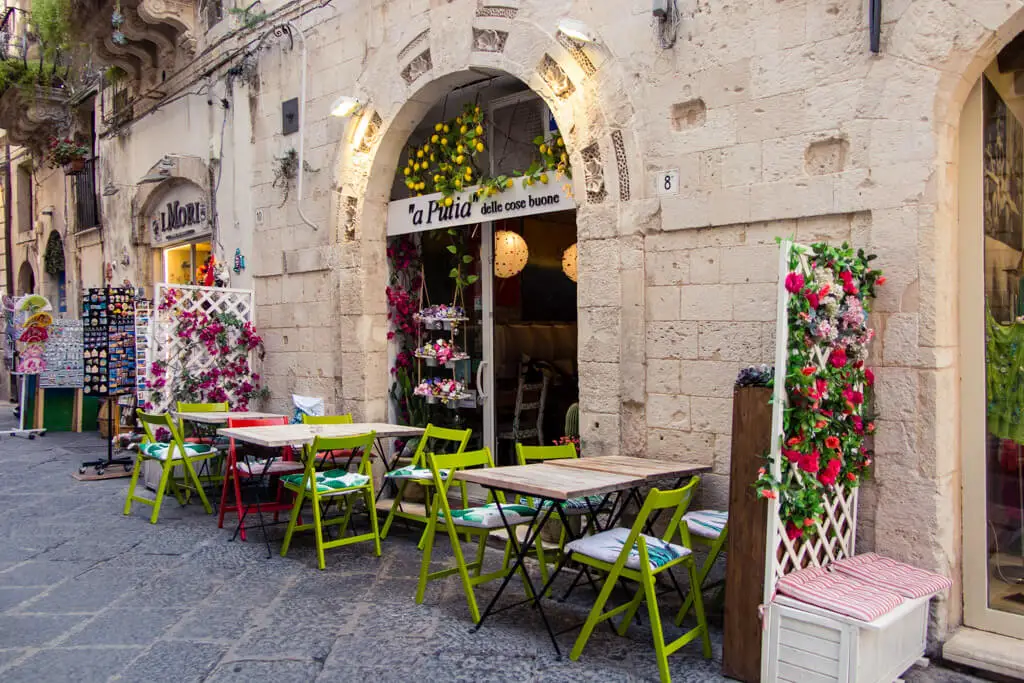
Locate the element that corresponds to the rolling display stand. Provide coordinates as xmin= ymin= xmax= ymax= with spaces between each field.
xmin=79 ymin=287 xmax=137 ymax=476
xmin=9 ymin=371 xmax=45 ymax=439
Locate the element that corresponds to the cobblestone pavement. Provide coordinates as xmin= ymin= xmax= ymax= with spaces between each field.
xmin=0 ymin=412 xmax=989 ymax=682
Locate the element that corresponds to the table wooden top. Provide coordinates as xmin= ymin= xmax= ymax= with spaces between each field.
xmin=546 ymin=455 xmax=709 ymax=481
xmin=174 ymin=411 xmax=287 ymax=424
xmin=217 ymin=422 xmax=425 ymax=447
xmin=454 ymin=463 xmax=644 ymax=500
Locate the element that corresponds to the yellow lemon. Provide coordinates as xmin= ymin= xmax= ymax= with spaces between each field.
xmin=430 ymin=154 xmax=436 ymax=162
xmin=540 ymin=173 xmax=549 ymax=184
xmin=455 ymin=155 xmax=464 ymax=164
xmin=475 ymin=106 xmax=481 ymax=114
xmin=465 ymin=170 xmax=472 ymax=179
xmin=416 ymin=150 xmax=424 ymax=159
xmin=457 ymin=144 xmax=464 ymax=154
xmin=440 ymin=138 xmax=448 ymax=146
xmin=403 ymin=167 xmax=410 ymax=176
xmin=423 ymin=144 xmax=430 ymax=153
xmin=454 ymin=178 xmax=462 ymax=188
xmin=444 ymin=196 xmax=453 ymax=207
xmin=561 ymin=153 xmax=567 ymax=163
xmin=435 ymin=123 xmax=443 ymax=132
xmin=443 ymin=125 xmax=450 ymax=133
xmin=476 ymin=142 xmax=484 ymax=153
xmin=460 ymin=125 xmax=467 ymax=134
xmin=557 ymin=137 xmax=564 ymax=146
xmin=475 ymin=125 xmax=483 ymax=135
xmin=431 ymin=134 xmax=439 ymax=144
xmin=539 ymin=144 xmax=547 ymax=154
xmin=506 ymin=179 xmax=514 ymax=188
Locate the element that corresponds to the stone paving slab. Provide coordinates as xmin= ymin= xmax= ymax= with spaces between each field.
xmin=0 ymin=410 xmax=991 ymax=682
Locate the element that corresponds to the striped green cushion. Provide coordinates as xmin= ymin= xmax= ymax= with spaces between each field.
xmin=683 ymin=510 xmax=728 ymax=539
xmin=281 ymin=469 xmax=369 ymax=494
xmin=385 ymin=465 xmax=448 ymax=480
xmin=439 ymin=503 xmax=536 ymax=529
xmin=138 ymin=442 xmax=216 ymax=460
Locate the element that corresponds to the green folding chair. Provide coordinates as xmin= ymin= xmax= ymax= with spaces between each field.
xmin=567 ymin=477 xmax=711 ymax=682
xmin=279 ymin=431 xmax=381 ymax=570
xmin=124 ymin=411 xmax=220 ymax=524
xmin=416 ymin=447 xmax=545 ymax=623
xmin=303 ymin=413 xmax=355 ymax=468
xmin=175 ymin=400 xmax=230 ymax=484
xmin=380 ymin=424 xmax=471 ymax=542
xmin=674 ymin=509 xmax=728 ymax=625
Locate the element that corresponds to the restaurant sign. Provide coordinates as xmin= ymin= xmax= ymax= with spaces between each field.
xmin=148 ymin=183 xmax=210 ymax=246
xmin=387 ymin=180 xmax=575 ymax=236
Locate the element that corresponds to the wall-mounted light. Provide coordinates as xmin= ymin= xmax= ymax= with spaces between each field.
xmin=557 ymin=18 xmax=599 ymax=44
xmin=330 ymin=95 xmax=363 ymax=118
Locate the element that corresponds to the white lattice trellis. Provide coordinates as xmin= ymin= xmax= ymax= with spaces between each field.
xmin=762 ymin=242 xmax=861 ymax=603
xmin=148 ymin=284 xmax=255 ymax=413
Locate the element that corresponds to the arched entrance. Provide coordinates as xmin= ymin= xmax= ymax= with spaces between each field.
xmin=43 ymin=231 xmax=66 ymax=313
xmin=329 ymin=17 xmax=646 ymax=459
xmin=17 ymin=261 xmax=35 ymax=296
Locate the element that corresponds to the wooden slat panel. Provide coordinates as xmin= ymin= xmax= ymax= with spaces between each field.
xmin=776 ymin=661 xmax=839 ymax=683
xmin=780 ymin=618 xmax=842 ymax=644
xmin=778 ymin=644 xmax=840 ymax=677
xmin=455 ymin=463 xmax=642 ymax=499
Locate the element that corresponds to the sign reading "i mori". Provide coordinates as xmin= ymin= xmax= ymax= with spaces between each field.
xmin=148 ymin=183 xmax=211 ymax=246
xmin=386 ymin=180 xmax=576 ymax=236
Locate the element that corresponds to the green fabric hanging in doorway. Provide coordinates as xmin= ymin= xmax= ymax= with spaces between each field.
xmin=986 ymin=308 xmax=1024 ymax=443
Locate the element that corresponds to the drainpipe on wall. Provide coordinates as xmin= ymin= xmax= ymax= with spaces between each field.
xmin=3 ymin=141 xmax=11 ymax=297
xmin=254 ymin=21 xmax=318 ymax=231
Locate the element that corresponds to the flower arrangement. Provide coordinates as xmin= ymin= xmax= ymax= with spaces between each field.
xmin=754 ymin=242 xmax=885 ymax=541
xmin=47 ymin=137 xmax=89 ymax=169
xmin=148 ymin=287 xmax=268 ymax=410
xmin=414 ymin=338 xmax=468 ymax=366
xmin=386 ymin=237 xmax=425 ymax=427
xmin=413 ymin=377 xmax=467 ymax=403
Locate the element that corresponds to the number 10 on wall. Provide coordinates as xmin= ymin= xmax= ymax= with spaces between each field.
xmin=658 ymin=170 xmax=679 ymax=196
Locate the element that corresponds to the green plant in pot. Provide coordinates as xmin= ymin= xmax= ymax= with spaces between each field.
xmin=47 ymin=137 xmax=88 ymax=171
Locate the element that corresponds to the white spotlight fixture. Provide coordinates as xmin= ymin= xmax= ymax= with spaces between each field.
xmin=330 ymin=95 xmax=363 ymax=118
xmin=557 ymin=18 xmax=598 ymax=44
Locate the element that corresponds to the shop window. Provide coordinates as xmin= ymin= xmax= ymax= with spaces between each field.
xmin=163 ymin=242 xmax=212 ymax=285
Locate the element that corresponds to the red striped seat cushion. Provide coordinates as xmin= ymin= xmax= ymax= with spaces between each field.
xmin=776 ymin=567 xmax=904 ymax=622
xmin=831 ymin=553 xmax=953 ymax=599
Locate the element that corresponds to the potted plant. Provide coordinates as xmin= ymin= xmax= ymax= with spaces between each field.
xmin=47 ymin=137 xmax=89 ymax=173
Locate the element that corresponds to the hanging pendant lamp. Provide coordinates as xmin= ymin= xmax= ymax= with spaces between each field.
xmin=562 ymin=243 xmax=578 ymax=283
xmin=494 ymin=230 xmax=529 ymax=278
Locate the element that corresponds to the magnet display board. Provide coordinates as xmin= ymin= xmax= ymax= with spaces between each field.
xmin=40 ymin=319 xmax=83 ymax=388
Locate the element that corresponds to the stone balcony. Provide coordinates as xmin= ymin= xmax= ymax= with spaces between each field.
xmin=0 ymin=85 xmax=72 ymax=151
xmin=71 ymin=0 xmax=196 ymax=89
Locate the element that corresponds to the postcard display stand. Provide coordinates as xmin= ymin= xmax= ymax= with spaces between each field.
xmin=79 ymin=287 xmax=136 ymax=475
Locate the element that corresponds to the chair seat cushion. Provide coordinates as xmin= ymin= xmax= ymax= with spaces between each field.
xmin=237 ymin=458 xmax=305 ymax=476
xmin=683 ymin=510 xmax=728 ymax=540
xmin=521 ymin=495 xmax=608 ymax=515
xmin=386 ymin=465 xmax=448 ymax=480
xmin=775 ymin=567 xmax=904 ymax=622
xmin=831 ymin=553 xmax=953 ymax=599
xmin=280 ymin=469 xmax=370 ymax=494
xmin=439 ymin=503 xmax=536 ymax=529
xmin=566 ymin=527 xmax=691 ymax=571
xmin=139 ymin=442 xmax=217 ymax=461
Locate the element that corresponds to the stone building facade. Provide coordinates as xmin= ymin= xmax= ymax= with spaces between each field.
xmin=5 ymin=0 xmax=1024 ymax=671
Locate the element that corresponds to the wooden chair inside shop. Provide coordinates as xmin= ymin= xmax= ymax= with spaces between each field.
xmin=497 ymin=358 xmax=550 ymax=448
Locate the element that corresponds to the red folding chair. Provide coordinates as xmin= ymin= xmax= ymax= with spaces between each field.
xmin=218 ymin=417 xmax=304 ymax=546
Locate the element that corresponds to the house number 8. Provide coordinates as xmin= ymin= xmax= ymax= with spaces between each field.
xmin=659 ymin=169 xmax=679 ymax=196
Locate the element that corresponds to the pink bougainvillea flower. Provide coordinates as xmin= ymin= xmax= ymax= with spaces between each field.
xmin=814 ymin=420 xmax=827 ymax=429
xmin=829 ymin=347 xmax=848 ymax=368
xmin=817 ymin=458 xmax=842 ymax=486
xmin=864 ymin=368 xmax=874 ymax=386
xmin=786 ymin=521 xmax=803 ymax=541
xmin=825 ymin=436 xmax=840 ymax=450
xmin=785 ymin=272 xmax=805 ymax=293
xmin=866 ymin=422 xmax=876 ymax=434
xmin=783 ymin=449 xmax=803 ymax=463
xmin=846 ymin=472 xmax=857 ymax=482
xmin=760 ymin=489 xmax=777 ymax=500
xmin=842 ymin=388 xmax=863 ymax=405
xmin=803 ymin=518 xmax=815 ymax=528
xmin=801 ymin=366 xmax=816 ymax=376
xmin=805 ymin=290 xmax=820 ymax=309
xmin=876 ymin=276 xmax=886 ymax=286
xmin=852 ymin=415 xmax=864 ymax=434
xmin=819 ymin=283 xmax=831 ymax=298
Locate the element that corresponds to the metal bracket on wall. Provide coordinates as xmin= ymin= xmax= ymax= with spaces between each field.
xmin=282 ymin=98 xmax=299 ymax=136
xmin=869 ymin=0 xmax=882 ymax=54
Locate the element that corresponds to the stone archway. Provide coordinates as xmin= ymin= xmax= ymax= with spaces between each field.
xmin=328 ymin=3 xmax=650 ymax=457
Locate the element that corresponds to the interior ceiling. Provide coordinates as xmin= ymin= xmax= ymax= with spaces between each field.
xmin=998 ymin=33 xmax=1024 ymax=73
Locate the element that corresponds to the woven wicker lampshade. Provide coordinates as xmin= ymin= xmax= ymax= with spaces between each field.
xmin=562 ymin=243 xmax=578 ymax=282
xmin=494 ymin=230 xmax=529 ymax=278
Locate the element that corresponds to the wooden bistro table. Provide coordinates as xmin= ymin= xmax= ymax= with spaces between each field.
xmin=216 ymin=422 xmax=426 ymax=490
xmin=454 ymin=463 xmax=646 ymax=657
xmin=173 ymin=411 xmax=288 ymax=424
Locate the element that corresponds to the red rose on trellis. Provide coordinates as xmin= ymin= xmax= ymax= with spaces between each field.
xmin=755 ymin=242 xmax=884 ymax=539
